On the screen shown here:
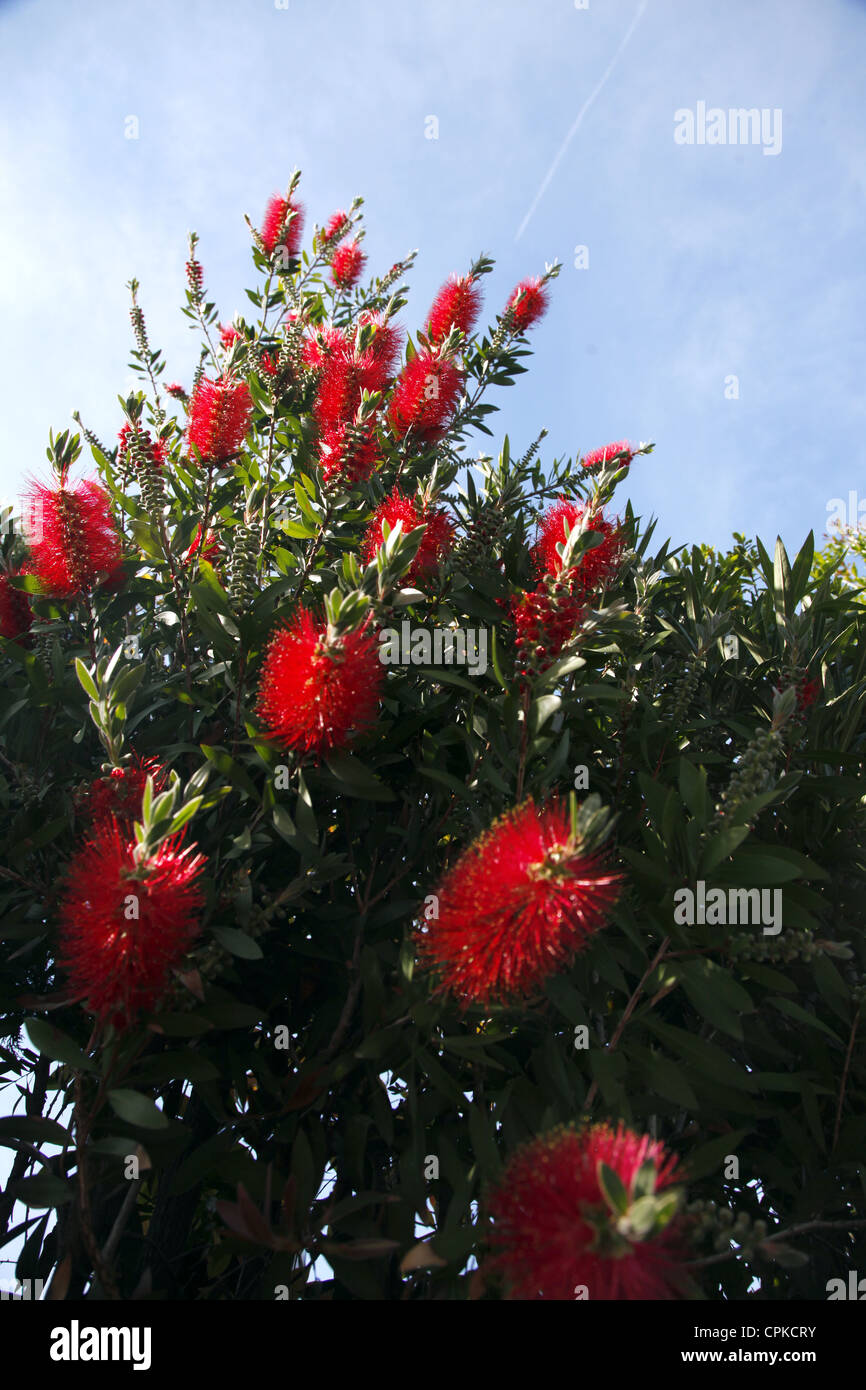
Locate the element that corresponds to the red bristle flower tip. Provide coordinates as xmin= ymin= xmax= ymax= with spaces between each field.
xmin=533 ymin=500 xmax=623 ymax=594
xmin=58 ymin=818 xmax=206 ymax=1033
xmin=330 ymin=239 xmax=367 ymax=290
xmin=75 ymin=755 xmax=169 ymax=830
xmin=261 ymin=194 xmax=306 ymax=258
xmin=24 ymin=479 xmax=122 ymax=598
xmin=182 ymin=525 xmax=222 ymax=567
xmin=388 ymin=351 xmax=464 ymax=443
xmin=362 ymin=489 xmax=454 ymax=582
xmin=320 ymin=210 xmax=351 ymax=247
xmin=0 ymin=569 xmax=33 ymax=642
xmin=166 ymin=382 xmax=187 ymax=399
xmin=505 ymin=277 xmax=549 ymax=333
xmin=219 ymin=323 xmax=243 ymax=350
xmin=485 ymin=1122 xmax=690 ymax=1301
xmin=256 ymin=608 xmax=384 ymax=756
xmin=416 ymin=799 xmax=621 ymax=1006
xmin=318 ymin=422 xmax=382 ymax=488
xmin=58 ymin=811 xmax=207 ymax=1034
xmin=187 ymin=377 xmax=253 ymax=463
xmin=356 ymin=312 xmax=403 ymax=388
xmin=582 ymin=440 xmax=633 ymax=471
xmin=427 ymin=273 xmax=482 ymax=344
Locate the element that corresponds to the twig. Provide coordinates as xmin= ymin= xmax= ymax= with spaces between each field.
xmin=688 ymin=1218 xmax=866 ymax=1270
xmin=584 ymin=936 xmax=671 ymax=1112
xmin=832 ymin=1007 xmax=860 ymax=1152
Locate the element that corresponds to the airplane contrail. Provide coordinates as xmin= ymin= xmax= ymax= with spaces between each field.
xmin=515 ymin=0 xmax=650 ymax=241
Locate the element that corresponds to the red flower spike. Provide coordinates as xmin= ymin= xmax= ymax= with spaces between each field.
xmin=187 ymin=377 xmax=253 ymax=463
xmin=486 ymin=1122 xmax=689 ymax=1300
xmin=0 ymin=569 xmax=33 ymax=641
xmin=506 ymin=276 xmax=549 ymax=333
xmin=58 ymin=818 xmax=206 ymax=1032
xmin=362 ymin=489 xmax=454 ymax=582
xmin=322 ymin=210 xmax=351 ymax=245
xmin=166 ymin=382 xmax=186 ymax=398
xmin=416 ymin=799 xmax=621 ymax=1006
xmin=182 ymin=525 xmax=222 ymax=567
xmin=261 ymin=194 xmax=305 ymax=258
xmin=24 ymin=479 xmax=122 ymax=598
xmin=75 ymin=755 xmax=169 ymax=831
xmin=318 ymin=422 xmax=382 ymax=487
xmin=533 ymin=500 xmax=623 ymax=595
xmin=582 ymin=440 xmax=633 ymax=470
xmin=219 ymin=324 xmax=242 ymax=350
xmin=388 ymin=351 xmax=464 ymax=442
xmin=256 ymin=608 xmax=384 ymax=756
xmin=330 ymin=239 xmax=367 ymax=290
xmin=356 ymin=312 xmax=403 ymax=391
xmin=427 ymin=273 xmax=482 ymax=344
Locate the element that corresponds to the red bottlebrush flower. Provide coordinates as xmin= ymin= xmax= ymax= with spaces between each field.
xmin=319 ymin=421 xmax=382 ymax=487
xmin=314 ymin=344 xmax=363 ymax=427
xmin=98 ymin=561 xmax=128 ymax=595
xmin=416 ymin=799 xmax=621 ymax=1006
xmin=321 ymin=209 xmax=351 ymax=245
xmin=57 ymin=818 xmax=206 ymax=1032
xmin=260 ymin=351 xmax=278 ymax=377
xmin=533 ymin=500 xmax=623 ymax=595
xmin=24 ymin=478 xmax=122 ymax=598
xmin=0 ymin=569 xmax=32 ymax=641
xmin=388 ymin=351 xmax=464 ymax=443
xmin=330 ymin=239 xmax=367 ymax=290
xmin=166 ymin=382 xmax=187 ymax=399
xmin=427 ymin=273 xmax=482 ymax=344
xmin=256 ymin=608 xmax=384 ymax=756
xmin=356 ymin=312 xmax=403 ymax=392
xmin=511 ymin=586 xmax=584 ymax=676
xmin=362 ymin=488 xmax=454 ymax=581
xmin=219 ymin=323 xmax=242 ymax=350
xmin=261 ymin=194 xmax=305 ymax=258
xmin=582 ymin=440 xmax=633 ymax=470
xmin=187 ymin=377 xmax=253 ymax=463
xmin=486 ymin=1122 xmax=689 ymax=1300
xmin=182 ymin=524 xmax=222 ymax=567
xmin=76 ymin=755 xmax=169 ymax=831
xmin=796 ymin=676 xmax=820 ymax=711
xmin=505 ymin=276 xmax=549 ymax=333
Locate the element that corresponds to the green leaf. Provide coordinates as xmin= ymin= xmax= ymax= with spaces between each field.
xmin=212 ymin=926 xmax=264 ymax=960
xmin=74 ymin=658 xmax=99 ymax=701
xmin=323 ymin=751 xmax=395 ymax=802
xmin=107 ymin=1089 xmax=169 ymax=1130
xmin=597 ymin=1161 xmax=629 ymax=1216
xmin=24 ymin=1019 xmax=96 ymax=1072
xmin=0 ymin=1116 xmax=70 ymax=1146
xmin=11 ymin=1173 xmax=72 ymax=1208
xmin=200 ymin=744 xmax=258 ymax=800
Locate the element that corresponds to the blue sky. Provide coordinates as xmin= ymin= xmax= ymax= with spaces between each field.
xmin=0 ymin=0 xmax=864 ymax=550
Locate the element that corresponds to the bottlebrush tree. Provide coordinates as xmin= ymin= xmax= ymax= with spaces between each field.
xmin=1 ymin=172 xmax=865 ymax=1303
